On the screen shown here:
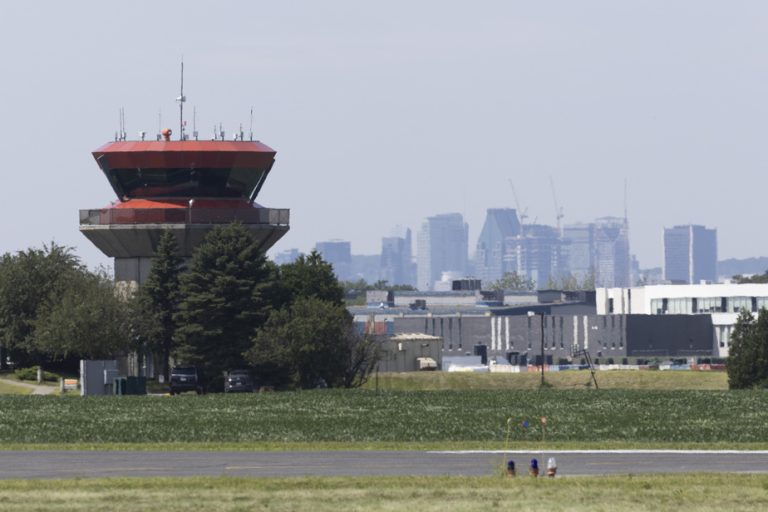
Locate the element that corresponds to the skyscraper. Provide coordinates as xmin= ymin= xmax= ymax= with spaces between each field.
xmin=475 ymin=208 xmax=522 ymax=286
xmin=417 ymin=213 xmax=468 ymax=291
xmin=562 ymin=223 xmax=596 ymax=283
xmin=315 ymin=240 xmax=352 ymax=280
xmin=503 ymin=224 xmax=563 ymax=289
xmin=664 ymin=225 xmax=717 ymax=284
xmin=594 ymin=217 xmax=630 ymax=288
xmin=380 ymin=228 xmax=415 ymax=286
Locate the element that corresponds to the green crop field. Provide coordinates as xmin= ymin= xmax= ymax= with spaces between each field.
xmin=0 ymin=388 xmax=766 ymax=448
xmin=0 ymin=474 xmax=767 ymax=511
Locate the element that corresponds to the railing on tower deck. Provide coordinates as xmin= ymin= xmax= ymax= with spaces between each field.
xmin=79 ymin=208 xmax=290 ymax=226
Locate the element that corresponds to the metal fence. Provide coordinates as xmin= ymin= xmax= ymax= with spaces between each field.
xmin=79 ymin=208 xmax=290 ymax=226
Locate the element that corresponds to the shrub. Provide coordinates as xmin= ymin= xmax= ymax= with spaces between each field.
xmin=14 ymin=366 xmax=58 ymax=382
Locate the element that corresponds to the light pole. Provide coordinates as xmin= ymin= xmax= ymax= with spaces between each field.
xmin=539 ymin=312 xmax=545 ymax=386
xmin=528 ymin=311 xmax=546 ymax=386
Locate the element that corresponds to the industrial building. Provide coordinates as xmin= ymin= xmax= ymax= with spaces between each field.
xmin=597 ymin=282 xmax=768 ymax=357
xmin=353 ymin=284 xmax=716 ymax=369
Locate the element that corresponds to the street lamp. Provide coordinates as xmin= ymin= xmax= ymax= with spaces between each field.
xmin=528 ymin=311 xmax=545 ymax=386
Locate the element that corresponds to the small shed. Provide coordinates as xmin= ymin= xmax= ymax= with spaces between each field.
xmin=377 ymin=333 xmax=443 ymax=372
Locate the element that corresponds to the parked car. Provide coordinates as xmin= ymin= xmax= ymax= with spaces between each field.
xmin=224 ymin=369 xmax=255 ymax=393
xmin=169 ymin=366 xmax=204 ymax=395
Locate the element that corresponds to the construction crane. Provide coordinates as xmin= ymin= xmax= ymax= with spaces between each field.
xmin=549 ymin=176 xmax=564 ymax=234
xmin=507 ymin=179 xmax=529 ymax=226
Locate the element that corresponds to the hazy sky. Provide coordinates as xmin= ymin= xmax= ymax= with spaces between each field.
xmin=1 ymin=1 xmax=767 ymax=270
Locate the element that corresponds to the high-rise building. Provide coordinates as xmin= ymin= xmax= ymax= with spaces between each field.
xmin=315 ymin=240 xmax=352 ymax=280
xmin=562 ymin=223 xmax=595 ymax=283
xmin=273 ymin=248 xmax=302 ymax=265
xmin=475 ymin=208 xmax=522 ymax=286
xmin=417 ymin=213 xmax=468 ymax=291
xmin=664 ymin=225 xmax=717 ymax=284
xmin=503 ymin=224 xmax=563 ymax=289
xmin=594 ymin=217 xmax=630 ymax=288
xmin=380 ymin=228 xmax=415 ymax=286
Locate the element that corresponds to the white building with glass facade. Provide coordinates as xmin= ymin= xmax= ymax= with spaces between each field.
xmin=597 ymin=283 xmax=768 ymax=357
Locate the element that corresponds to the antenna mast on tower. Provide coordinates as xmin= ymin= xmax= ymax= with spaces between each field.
xmin=177 ymin=61 xmax=186 ymax=140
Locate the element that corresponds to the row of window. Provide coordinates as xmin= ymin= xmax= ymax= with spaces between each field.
xmin=651 ymin=297 xmax=768 ymax=315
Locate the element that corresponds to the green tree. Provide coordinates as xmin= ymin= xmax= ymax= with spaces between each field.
xmin=280 ymin=250 xmax=344 ymax=306
xmin=33 ymin=270 xmax=132 ymax=360
xmin=728 ymin=309 xmax=768 ymax=389
xmin=246 ymin=296 xmax=378 ymax=389
xmin=135 ymin=230 xmax=183 ymax=381
xmin=174 ymin=223 xmax=276 ymax=388
xmin=489 ymin=271 xmax=536 ymax=291
xmin=733 ymin=271 xmax=768 ymax=284
xmin=0 ymin=243 xmax=83 ymax=368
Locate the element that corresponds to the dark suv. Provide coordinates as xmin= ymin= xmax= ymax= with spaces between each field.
xmin=224 ymin=369 xmax=255 ymax=393
xmin=169 ymin=366 xmax=204 ymax=395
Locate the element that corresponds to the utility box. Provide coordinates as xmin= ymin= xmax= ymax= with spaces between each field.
xmin=126 ymin=376 xmax=147 ymax=395
xmin=80 ymin=360 xmax=118 ymax=396
xmin=113 ymin=377 xmax=127 ymax=395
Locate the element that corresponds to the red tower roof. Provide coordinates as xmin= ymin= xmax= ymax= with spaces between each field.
xmin=92 ymin=140 xmax=276 ymax=202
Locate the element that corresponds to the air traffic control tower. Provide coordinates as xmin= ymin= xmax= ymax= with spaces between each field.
xmin=79 ymin=131 xmax=289 ymax=286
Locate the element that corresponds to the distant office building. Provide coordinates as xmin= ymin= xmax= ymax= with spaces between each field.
xmin=417 ymin=213 xmax=469 ymax=291
xmin=664 ymin=225 xmax=717 ymax=284
xmin=380 ymin=228 xmax=415 ymax=286
xmin=350 ymin=254 xmax=381 ymax=284
xmin=273 ymin=248 xmax=302 ymax=265
xmin=503 ymin=224 xmax=563 ymax=289
xmin=475 ymin=208 xmax=522 ymax=286
xmin=594 ymin=217 xmax=630 ymax=288
xmin=315 ymin=240 xmax=352 ymax=280
xmin=562 ymin=223 xmax=595 ymax=283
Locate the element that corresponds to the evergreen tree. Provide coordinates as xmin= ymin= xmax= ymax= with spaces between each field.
xmin=279 ymin=250 xmax=344 ymax=306
xmin=175 ymin=223 xmax=276 ymax=388
xmin=135 ymin=230 xmax=183 ymax=382
xmin=728 ymin=309 xmax=768 ymax=389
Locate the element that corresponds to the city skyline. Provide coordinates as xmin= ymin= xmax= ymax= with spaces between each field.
xmin=301 ymin=212 xmax=724 ymax=288
xmin=3 ymin=3 xmax=768 ymax=271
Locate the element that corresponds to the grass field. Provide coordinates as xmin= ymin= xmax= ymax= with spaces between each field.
xmin=0 ymin=380 xmax=32 ymax=395
xmin=0 ymin=388 xmax=766 ymax=447
xmin=362 ymin=370 xmax=729 ymax=391
xmin=0 ymin=474 xmax=766 ymax=511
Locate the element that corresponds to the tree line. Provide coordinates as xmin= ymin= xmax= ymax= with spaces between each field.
xmin=0 ymin=224 xmax=379 ymax=390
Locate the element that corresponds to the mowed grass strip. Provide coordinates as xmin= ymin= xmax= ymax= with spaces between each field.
xmin=0 ymin=475 xmax=767 ymax=512
xmin=0 ymin=380 xmax=32 ymax=395
xmin=0 ymin=389 xmax=767 ymax=445
xmin=363 ymin=370 xmax=728 ymax=391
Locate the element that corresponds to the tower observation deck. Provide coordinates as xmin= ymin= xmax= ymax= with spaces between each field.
xmin=80 ymin=137 xmax=289 ymax=286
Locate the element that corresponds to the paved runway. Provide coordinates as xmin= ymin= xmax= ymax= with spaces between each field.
xmin=2 ymin=450 xmax=768 ymax=479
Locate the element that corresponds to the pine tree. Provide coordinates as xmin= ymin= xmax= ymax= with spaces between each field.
xmin=279 ymin=250 xmax=344 ymax=306
xmin=174 ymin=223 xmax=276 ymax=388
xmin=135 ymin=230 xmax=183 ymax=382
xmin=727 ymin=309 xmax=768 ymax=389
